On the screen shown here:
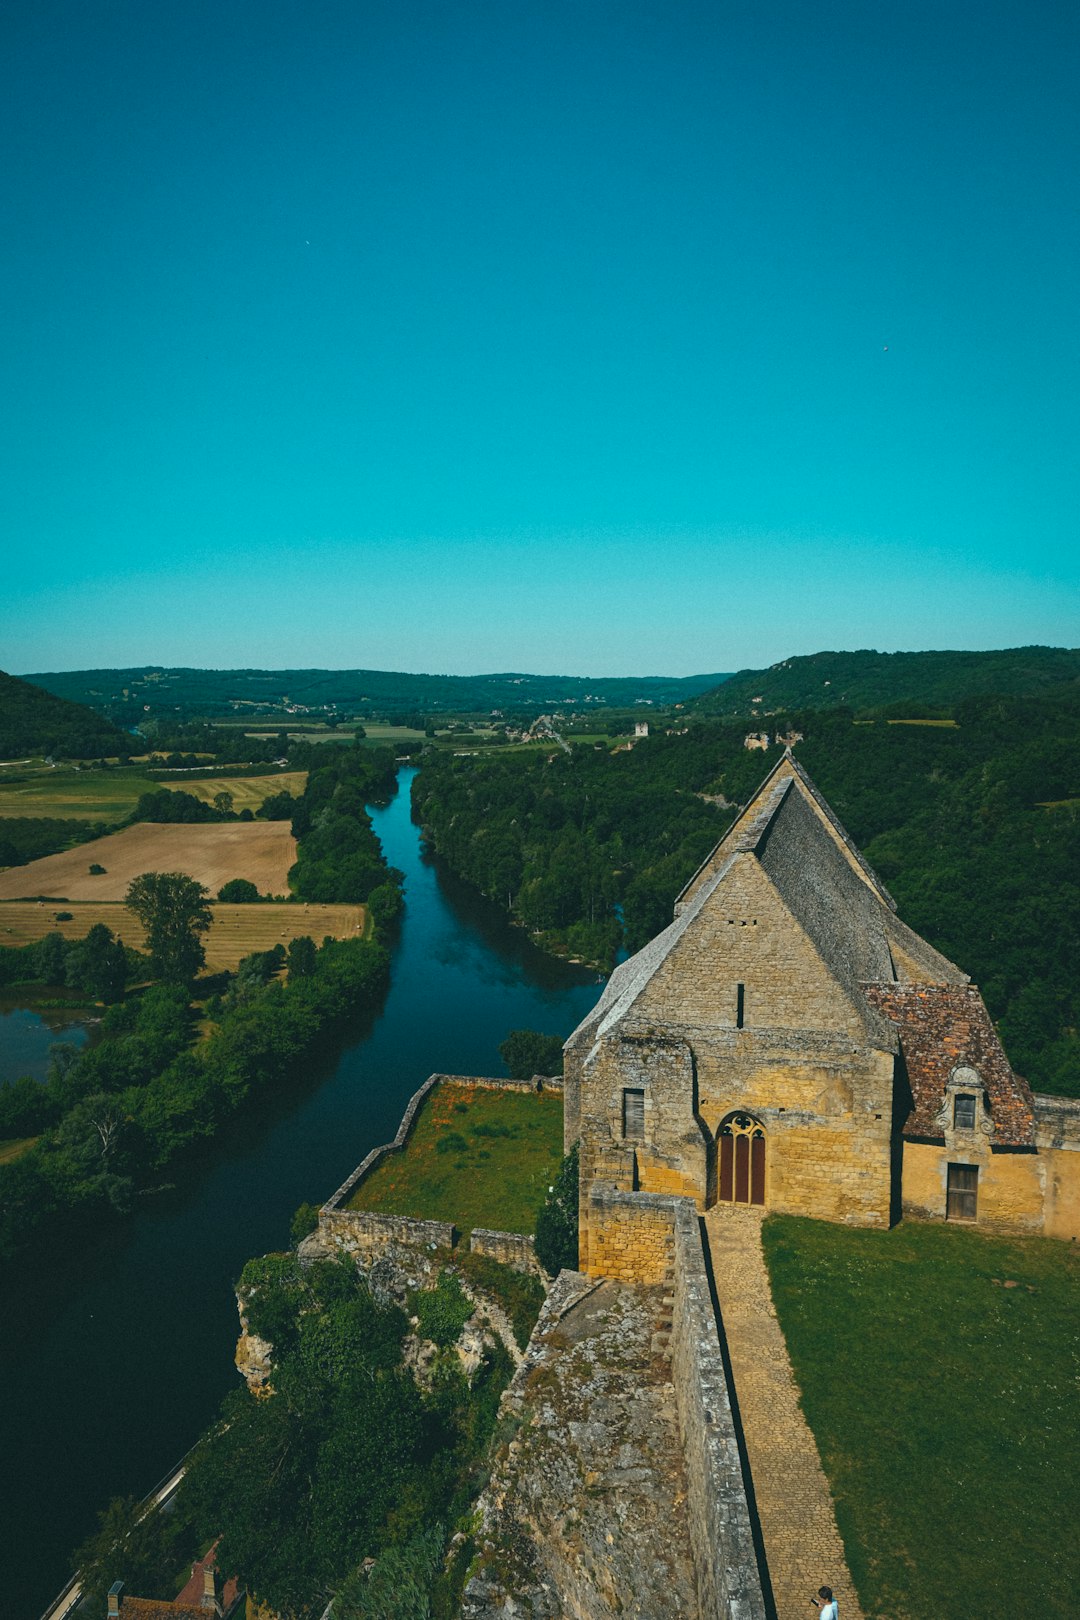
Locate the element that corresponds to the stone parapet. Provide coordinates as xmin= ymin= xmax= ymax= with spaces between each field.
xmin=670 ymin=1199 xmax=767 ymax=1620
xmin=582 ymin=1185 xmax=768 ymax=1618
xmin=469 ymin=1228 xmax=544 ymax=1276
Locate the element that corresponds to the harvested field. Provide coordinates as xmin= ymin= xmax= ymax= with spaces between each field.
xmin=0 ymin=822 xmax=297 ymax=901
xmin=0 ymin=900 xmax=364 ymax=973
xmin=170 ymin=771 xmax=307 ymax=810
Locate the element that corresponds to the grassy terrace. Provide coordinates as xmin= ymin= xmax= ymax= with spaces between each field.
xmin=347 ymin=1080 xmax=564 ymax=1235
xmin=763 ymin=1215 xmax=1080 ymax=1620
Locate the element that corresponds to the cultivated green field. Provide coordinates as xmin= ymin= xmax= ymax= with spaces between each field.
xmin=0 ymin=765 xmax=162 ymax=821
xmin=763 ymin=1215 xmax=1080 ymax=1620
xmin=349 ymin=1081 xmax=564 ymax=1234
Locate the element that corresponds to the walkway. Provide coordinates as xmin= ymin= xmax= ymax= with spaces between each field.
xmin=703 ymin=1206 xmax=864 ymax=1620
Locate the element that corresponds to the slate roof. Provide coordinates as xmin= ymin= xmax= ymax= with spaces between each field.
xmin=864 ymin=983 xmax=1036 ymax=1147
xmin=567 ymin=753 xmax=965 ymax=1057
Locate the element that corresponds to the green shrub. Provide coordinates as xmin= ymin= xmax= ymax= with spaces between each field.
xmin=290 ymin=1201 xmax=321 ymax=1246
xmin=534 ymin=1144 xmax=578 ymax=1276
xmin=411 ymin=1270 xmax=473 ymax=1348
xmin=435 ymin=1132 xmax=468 ymax=1155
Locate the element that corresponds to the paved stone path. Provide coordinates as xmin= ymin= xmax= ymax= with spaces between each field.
xmin=703 ymin=1206 xmax=864 ymax=1620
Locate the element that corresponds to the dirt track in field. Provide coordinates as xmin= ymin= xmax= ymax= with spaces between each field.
xmin=0 ymin=822 xmax=298 ymax=901
xmin=0 ymin=900 xmax=365 ymax=972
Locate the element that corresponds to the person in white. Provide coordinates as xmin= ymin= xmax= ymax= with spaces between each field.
xmin=810 ymin=1586 xmax=839 ymax=1620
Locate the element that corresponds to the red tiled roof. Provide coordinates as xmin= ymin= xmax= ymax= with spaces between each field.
xmin=863 ymin=982 xmax=1035 ymax=1146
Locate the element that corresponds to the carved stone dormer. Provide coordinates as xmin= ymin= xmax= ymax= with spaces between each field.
xmin=934 ymin=1065 xmax=995 ymax=1148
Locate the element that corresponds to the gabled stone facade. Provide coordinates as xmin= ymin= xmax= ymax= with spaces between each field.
xmin=565 ymin=752 xmax=1080 ymax=1270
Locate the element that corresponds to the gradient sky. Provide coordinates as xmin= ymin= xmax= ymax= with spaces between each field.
xmin=2 ymin=0 xmax=1077 ymax=677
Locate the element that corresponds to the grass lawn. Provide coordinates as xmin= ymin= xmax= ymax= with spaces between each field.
xmin=348 ymin=1081 xmax=564 ymax=1235
xmin=763 ymin=1215 xmax=1080 ymax=1620
xmin=0 ymin=1135 xmax=39 ymax=1165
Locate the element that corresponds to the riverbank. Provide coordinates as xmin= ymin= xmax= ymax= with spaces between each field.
xmin=1 ymin=768 xmax=601 ymax=1618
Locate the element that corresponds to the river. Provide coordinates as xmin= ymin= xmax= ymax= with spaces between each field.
xmin=0 ymin=769 xmax=601 ymax=1619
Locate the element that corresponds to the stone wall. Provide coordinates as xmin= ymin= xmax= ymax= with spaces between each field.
xmin=584 ymin=1184 xmax=678 ymax=1282
xmin=578 ymin=1185 xmax=767 ymax=1618
xmin=1034 ymin=1095 xmax=1080 ymax=1240
xmin=469 ymin=1228 xmax=544 ymax=1276
xmin=669 ymin=1198 xmax=768 ymax=1620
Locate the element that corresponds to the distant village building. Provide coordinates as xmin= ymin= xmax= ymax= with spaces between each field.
xmin=565 ymin=751 xmax=1080 ymax=1273
xmin=634 ymin=721 xmax=649 ymax=738
xmin=743 ymin=732 xmax=770 ymax=751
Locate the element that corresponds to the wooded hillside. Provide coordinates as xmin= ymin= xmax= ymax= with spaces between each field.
xmin=0 ymin=670 xmax=126 ymax=760
xmin=694 ymin=646 xmax=1080 ymax=716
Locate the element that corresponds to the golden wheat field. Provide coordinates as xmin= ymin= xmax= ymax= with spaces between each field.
xmin=0 ymin=900 xmax=365 ymax=972
xmin=166 ymin=771 xmax=307 ymax=809
xmin=0 ymin=822 xmax=298 ymax=901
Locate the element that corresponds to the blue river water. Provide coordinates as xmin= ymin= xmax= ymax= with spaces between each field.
xmin=0 ymin=999 xmax=95 ymax=1085
xmin=0 ymin=769 xmax=601 ymax=1619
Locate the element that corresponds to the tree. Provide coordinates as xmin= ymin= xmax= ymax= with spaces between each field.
xmin=213 ymin=790 xmax=235 ymax=815
xmin=287 ymin=936 xmax=317 ymax=978
xmin=498 ymin=1028 xmax=564 ymax=1080
xmin=534 ymin=1144 xmax=579 ymax=1275
xmin=218 ymin=878 xmax=261 ymax=903
xmin=125 ymin=872 xmax=212 ymax=984
xmin=73 ymin=1494 xmax=194 ymax=1616
xmin=65 ymin=922 xmax=128 ymax=1002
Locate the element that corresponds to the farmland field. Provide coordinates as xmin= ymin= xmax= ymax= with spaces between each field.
xmin=0 ymin=821 xmax=298 ymax=901
xmin=0 ymin=766 xmax=163 ymax=821
xmin=169 ymin=771 xmax=307 ymax=809
xmin=0 ymin=900 xmax=364 ymax=972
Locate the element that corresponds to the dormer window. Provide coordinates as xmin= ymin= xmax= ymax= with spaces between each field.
xmin=954 ymin=1093 xmax=977 ymax=1130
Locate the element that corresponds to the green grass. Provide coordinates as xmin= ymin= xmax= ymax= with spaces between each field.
xmin=348 ymin=1081 xmax=564 ymax=1235
xmin=762 ymin=1214 xmax=1080 ymax=1620
xmin=0 ymin=765 xmax=162 ymax=821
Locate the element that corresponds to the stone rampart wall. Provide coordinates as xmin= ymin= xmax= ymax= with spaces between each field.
xmin=669 ymin=1198 xmax=767 ymax=1620
xmin=319 ymin=1206 xmax=455 ymax=1260
xmin=469 ymin=1228 xmax=543 ymax=1276
xmin=584 ymin=1186 xmax=767 ymax=1618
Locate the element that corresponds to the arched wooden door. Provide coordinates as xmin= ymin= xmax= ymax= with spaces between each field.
xmin=717 ymin=1114 xmax=766 ymax=1206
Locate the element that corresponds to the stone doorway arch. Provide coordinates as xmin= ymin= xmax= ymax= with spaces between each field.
xmin=717 ymin=1112 xmax=766 ymax=1206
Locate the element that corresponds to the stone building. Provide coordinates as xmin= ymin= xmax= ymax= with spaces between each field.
xmin=564 ymin=751 xmax=1080 ymax=1273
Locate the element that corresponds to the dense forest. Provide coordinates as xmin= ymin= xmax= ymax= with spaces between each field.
xmin=693 ymin=645 xmax=1080 ymax=716
xmin=0 ymin=670 xmax=127 ymax=758
xmin=413 ymin=688 xmax=1080 ymax=1096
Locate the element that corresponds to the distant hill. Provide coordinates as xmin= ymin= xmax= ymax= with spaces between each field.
xmin=693 ymin=646 xmax=1080 ymax=716
xmin=0 ymin=671 xmax=127 ymax=760
xmin=25 ymin=666 xmax=733 ymax=722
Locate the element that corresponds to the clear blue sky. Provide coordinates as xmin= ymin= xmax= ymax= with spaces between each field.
xmin=2 ymin=0 xmax=1077 ymax=676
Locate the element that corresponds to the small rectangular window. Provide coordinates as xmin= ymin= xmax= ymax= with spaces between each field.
xmin=622 ymin=1088 xmax=645 ymax=1140
xmin=954 ymin=1093 xmax=976 ymax=1129
xmin=946 ymin=1163 xmax=978 ymax=1221
xmin=736 ymin=983 xmax=745 ymax=1029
